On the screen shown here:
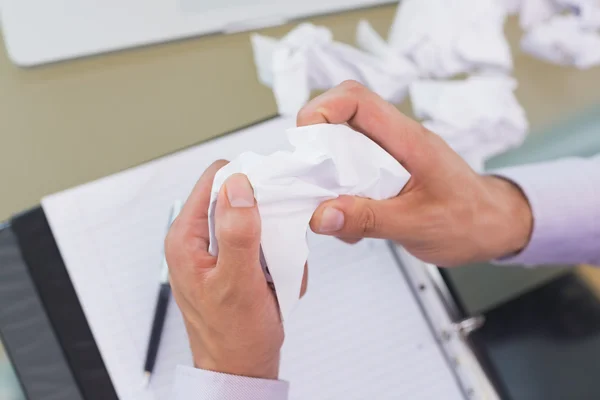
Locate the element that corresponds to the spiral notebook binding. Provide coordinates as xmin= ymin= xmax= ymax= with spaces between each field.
xmin=389 ymin=242 xmax=498 ymax=400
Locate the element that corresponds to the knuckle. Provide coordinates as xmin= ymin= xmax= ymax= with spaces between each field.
xmin=165 ymin=220 xmax=209 ymax=268
xmin=205 ymin=274 xmax=239 ymax=305
xmin=296 ymin=106 xmax=311 ymax=124
xmin=179 ymin=232 xmax=210 ymax=264
xmin=340 ymin=79 xmax=365 ymax=94
xmin=203 ymin=272 xmax=260 ymax=312
xmin=178 ymin=227 xmax=199 ymax=255
xmin=358 ymin=205 xmax=378 ymax=235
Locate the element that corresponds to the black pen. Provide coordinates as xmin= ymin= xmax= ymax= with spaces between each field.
xmin=143 ymin=200 xmax=182 ymax=387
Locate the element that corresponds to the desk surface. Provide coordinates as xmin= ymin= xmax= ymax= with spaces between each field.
xmin=4 ymin=4 xmax=599 ymax=313
xmin=2 ymin=7 xmax=600 ymax=221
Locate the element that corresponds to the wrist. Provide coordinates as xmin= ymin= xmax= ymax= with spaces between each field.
xmin=481 ymin=176 xmax=533 ymax=260
xmin=189 ymin=333 xmax=281 ymax=380
xmin=193 ymin=353 xmax=281 ymax=380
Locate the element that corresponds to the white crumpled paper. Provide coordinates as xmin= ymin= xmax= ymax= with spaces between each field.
xmin=250 ymin=23 xmax=418 ymax=116
xmin=354 ymin=20 xmax=419 ymax=103
xmin=558 ymin=0 xmax=600 ymax=29
xmin=208 ymin=124 xmax=410 ymax=322
xmin=410 ymin=76 xmax=528 ymax=171
xmin=518 ymin=0 xmax=558 ymax=29
xmin=387 ymin=0 xmax=512 ymax=78
xmin=503 ymin=0 xmax=524 ymax=15
xmin=521 ymin=14 xmax=600 ymax=68
xmin=518 ymin=0 xmax=600 ymax=29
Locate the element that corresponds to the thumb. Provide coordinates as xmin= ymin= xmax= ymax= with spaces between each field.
xmin=310 ymin=195 xmax=402 ymax=240
xmin=215 ymin=173 xmax=262 ymax=277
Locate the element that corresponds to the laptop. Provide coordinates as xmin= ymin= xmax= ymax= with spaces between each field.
xmin=0 ymin=0 xmax=393 ymax=67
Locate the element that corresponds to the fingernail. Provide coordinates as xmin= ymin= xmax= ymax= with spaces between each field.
xmin=225 ymin=174 xmax=255 ymax=208
xmin=318 ymin=207 xmax=345 ymax=233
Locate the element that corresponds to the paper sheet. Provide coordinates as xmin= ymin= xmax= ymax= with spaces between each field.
xmin=42 ymin=117 xmax=465 ymax=400
xmin=518 ymin=0 xmax=558 ymax=29
xmin=559 ymin=0 xmax=600 ymax=28
xmin=250 ymin=23 xmax=418 ymax=116
xmin=521 ymin=14 xmax=600 ymax=68
xmin=280 ymin=236 xmax=464 ymax=400
xmin=388 ymin=0 xmax=512 ymax=78
xmin=503 ymin=0 xmax=524 ymax=15
xmin=410 ymin=76 xmax=528 ymax=171
xmin=208 ymin=124 xmax=410 ymax=322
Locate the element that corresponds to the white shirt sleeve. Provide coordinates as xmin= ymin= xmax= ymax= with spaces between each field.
xmin=492 ymin=155 xmax=600 ymax=266
xmin=172 ymin=366 xmax=289 ymax=400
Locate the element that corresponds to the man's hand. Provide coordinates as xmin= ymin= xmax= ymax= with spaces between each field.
xmin=165 ymin=161 xmax=307 ymax=379
xmin=298 ymin=81 xmax=533 ymax=267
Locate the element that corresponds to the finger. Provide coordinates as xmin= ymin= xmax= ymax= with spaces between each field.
xmin=296 ymin=80 xmax=431 ymax=174
xmin=179 ymin=159 xmax=229 ymax=223
xmin=299 ymin=263 xmax=308 ymax=298
xmin=214 ymin=173 xmax=262 ymax=279
xmin=176 ymin=160 xmax=229 ymax=251
xmin=309 ymin=195 xmax=406 ymax=240
xmin=165 ymin=160 xmax=228 ymax=269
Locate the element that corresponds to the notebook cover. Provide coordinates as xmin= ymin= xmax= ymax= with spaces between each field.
xmin=10 ymin=208 xmax=118 ymax=400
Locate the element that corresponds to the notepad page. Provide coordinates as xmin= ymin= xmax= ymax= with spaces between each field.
xmin=42 ymin=117 xmax=295 ymax=400
xmin=42 ymin=116 xmax=464 ymax=400
xmin=281 ymin=235 xmax=464 ymax=400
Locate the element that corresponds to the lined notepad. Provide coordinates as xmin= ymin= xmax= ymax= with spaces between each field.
xmin=42 ymin=117 xmax=465 ymax=400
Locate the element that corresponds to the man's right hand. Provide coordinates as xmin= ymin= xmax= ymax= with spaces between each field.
xmin=298 ymin=81 xmax=533 ymax=267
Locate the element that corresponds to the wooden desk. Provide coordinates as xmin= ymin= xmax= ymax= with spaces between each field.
xmin=2 ymin=7 xmax=600 ymax=221
xmin=0 ymin=7 xmax=391 ymax=221
xmin=578 ymin=265 xmax=600 ymax=297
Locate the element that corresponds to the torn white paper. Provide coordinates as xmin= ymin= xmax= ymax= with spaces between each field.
xmin=354 ymin=20 xmax=419 ymax=103
xmin=251 ymin=24 xmax=340 ymax=116
xmin=503 ymin=0 xmax=524 ymax=15
xmin=387 ymin=0 xmax=512 ymax=78
xmin=251 ymin=23 xmax=418 ymax=116
xmin=207 ymin=124 xmax=410 ymax=322
xmin=521 ymin=14 xmax=600 ymax=68
xmin=410 ymin=76 xmax=528 ymax=171
xmin=518 ymin=0 xmax=558 ymax=29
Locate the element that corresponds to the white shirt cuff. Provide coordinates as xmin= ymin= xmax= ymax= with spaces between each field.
xmin=172 ymin=365 xmax=289 ymax=400
xmin=491 ymin=157 xmax=600 ymax=266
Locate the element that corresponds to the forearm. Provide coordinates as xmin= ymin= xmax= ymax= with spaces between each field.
xmin=492 ymin=155 xmax=600 ymax=266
